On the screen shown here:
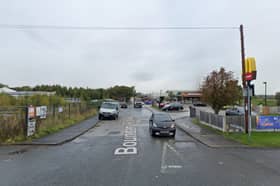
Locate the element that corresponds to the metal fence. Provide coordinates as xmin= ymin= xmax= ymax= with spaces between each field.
xmin=0 ymin=103 xmax=97 ymax=143
xmin=0 ymin=106 xmax=26 ymax=142
xmin=199 ymin=111 xmax=224 ymax=131
xmin=225 ymin=115 xmax=257 ymax=132
xmin=190 ymin=106 xmax=258 ymax=132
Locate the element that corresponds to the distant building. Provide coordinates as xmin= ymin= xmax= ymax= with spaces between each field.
xmin=0 ymin=87 xmax=55 ymax=97
xmin=0 ymin=87 xmax=16 ymax=94
xmin=167 ymin=90 xmax=202 ymax=103
xmin=148 ymin=92 xmax=168 ymax=99
xmin=181 ymin=91 xmax=202 ymax=103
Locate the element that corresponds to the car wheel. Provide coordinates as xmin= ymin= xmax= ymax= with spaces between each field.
xmin=98 ymin=115 xmax=102 ymax=120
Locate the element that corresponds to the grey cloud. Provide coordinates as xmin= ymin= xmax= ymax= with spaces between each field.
xmin=0 ymin=0 xmax=279 ymax=94
xmin=131 ymin=72 xmax=155 ymax=82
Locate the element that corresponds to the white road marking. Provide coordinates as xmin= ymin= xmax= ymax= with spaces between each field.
xmin=72 ymin=138 xmax=87 ymax=144
xmin=114 ymin=126 xmax=138 ymax=155
xmin=167 ymin=165 xmax=183 ymax=169
xmin=166 ymin=144 xmax=183 ymax=159
xmin=160 ymin=142 xmax=183 ymax=173
xmin=3 ymin=159 xmax=12 ymax=162
xmin=160 ymin=142 xmax=168 ymax=174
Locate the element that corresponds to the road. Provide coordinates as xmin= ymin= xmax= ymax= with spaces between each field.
xmin=1 ymin=107 xmax=280 ymax=186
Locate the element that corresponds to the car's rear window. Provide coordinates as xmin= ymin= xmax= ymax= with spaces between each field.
xmin=101 ymin=103 xmax=116 ymax=109
xmin=154 ymin=114 xmax=172 ymax=121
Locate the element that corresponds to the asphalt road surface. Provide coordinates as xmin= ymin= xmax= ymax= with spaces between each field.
xmin=1 ymin=107 xmax=280 ymax=186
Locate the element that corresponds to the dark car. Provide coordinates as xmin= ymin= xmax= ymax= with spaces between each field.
xmin=162 ymin=102 xmax=184 ymax=111
xmin=149 ymin=113 xmax=176 ymax=137
xmin=120 ymin=102 xmax=128 ymax=108
xmin=144 ymin=100 xmax=153 ymax=105
xmin=134 ymin=102 xmax=142 ymax=108
xmin=193 ymin=102 xmax=207 ymax=107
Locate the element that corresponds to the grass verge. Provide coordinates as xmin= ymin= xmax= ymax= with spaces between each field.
xmin=225 ymin=132 xmax=280 ymax=147
xmin=192 ymin=118 xmax=280 ymax=147
xmin=32 ymin=109 xmax=97 ymax=140
xmin=2 ymin=109 xmax=97 ymax=144
xmin=152 ymin=105 xmax=161 ymax=111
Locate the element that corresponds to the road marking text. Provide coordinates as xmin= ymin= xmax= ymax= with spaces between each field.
xmin=114 ymin=126 xmax=137 ymax=155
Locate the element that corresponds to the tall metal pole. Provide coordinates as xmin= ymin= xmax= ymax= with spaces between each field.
xmin=240 ymin=24 xmax=249 ymax=133
xmin=263 ymin=82 xmax=267 ymax=106
xmin=248 ymin=84 xmax=252 ymax=137
xmin=158 ymin=90 xmax=162 ymax=108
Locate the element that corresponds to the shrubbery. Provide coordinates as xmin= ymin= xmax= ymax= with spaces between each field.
xmin=0 ymin=94 xmax=65 ymax=107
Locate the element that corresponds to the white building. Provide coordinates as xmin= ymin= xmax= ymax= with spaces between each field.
xmin=0 ymin=87 xmax=55 ymax=97
xmin=0 ymin=87 xmax=17 ymax=94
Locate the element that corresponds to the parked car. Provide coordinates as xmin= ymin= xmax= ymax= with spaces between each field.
xmin=159 ymin=102 xmax=165 ymax=108
xmin=134 ymin=102 xmax=142 ymax=108
xmin=193 ymin=102 xmax=207 ymax=107
xmin=225 ymin=106 xmax=257 ymax=116
xmin=159 ymin=102 xmax=169 ymax=108
xmin=162 ymin=102 xmax=184 ymax=111
xmin=120 ymin=102 xmax=128 ymax=108
xmin=98 ymin=102 xmax=119 ymax=120
xmin=225 ymin=107 xmax=244 ymax=116
xmin=149 ymin=113 xmax=176 ymax=137
xmin=144 ymin=100 xmax=153 ymax=105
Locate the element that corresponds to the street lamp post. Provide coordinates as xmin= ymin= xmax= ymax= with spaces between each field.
xmin=263 ymin=82 xmax=267 ymax=106
xmin=158 ymin=90 xmax=162 ymax=108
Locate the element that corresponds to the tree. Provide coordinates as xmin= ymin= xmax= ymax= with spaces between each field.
xmin=167 ymin=91 xmax=175 ymax=100
xmin=107 ymin=86 xmax=135 ymax=101
xmin=0 ymin=83 xmax=7 ymax=88
xmin=275 ymin=92 xmax=280 ymax=106
xmin=201 ymin=67 xmax=241 ymax=114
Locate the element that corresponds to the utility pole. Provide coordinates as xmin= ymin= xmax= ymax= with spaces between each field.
xmin=263 ymin=82 xmax=267 ymax=106
xmin=240 ymin=24 xmax=249 ymax=133
xmin=158 ymin=90 xmax=162 ymax=108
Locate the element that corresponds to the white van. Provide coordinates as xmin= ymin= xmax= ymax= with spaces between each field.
xmin=98 ymin=102 xmax=119 ymax=120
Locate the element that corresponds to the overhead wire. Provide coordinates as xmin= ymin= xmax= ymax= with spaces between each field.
xmin=0 ymin=24 xmax=239 ymax=31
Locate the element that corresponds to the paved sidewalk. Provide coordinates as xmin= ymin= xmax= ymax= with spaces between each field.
xmin=18 ymin=116 xmax=99 ymax=145
xmin=175 ymin=117 xmax=248 ymax=148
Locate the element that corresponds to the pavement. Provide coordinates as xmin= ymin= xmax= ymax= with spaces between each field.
xmin=18 ymin=116 xmax=99 ymax=145
xmin=1 ymin=106 xmax=280 ymax=186
xmin=175 ymin=117 xmax=248 ymax=148
xmin=146 ymin=105 xmax=248 ymax=148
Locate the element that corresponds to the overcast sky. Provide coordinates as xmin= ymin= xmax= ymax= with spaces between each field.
xmin=0 ymin=0 xmax=279 ymax=94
